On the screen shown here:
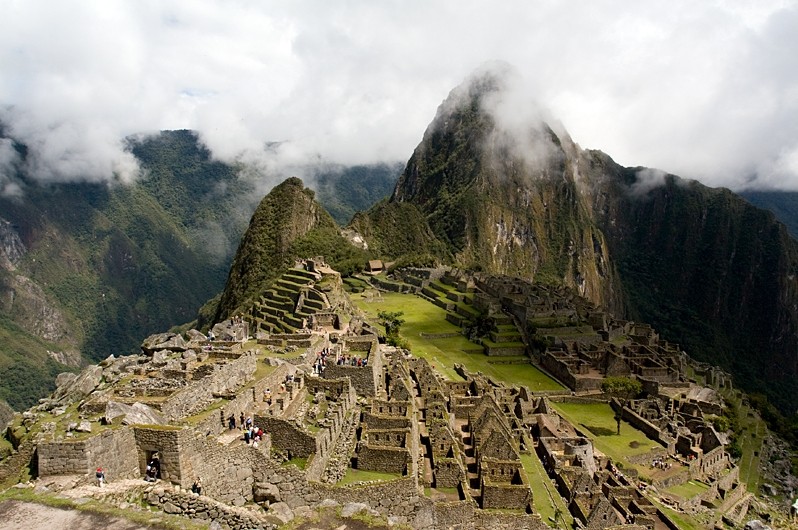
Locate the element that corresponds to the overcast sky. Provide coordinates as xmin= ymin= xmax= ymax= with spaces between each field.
xmin=1 ymin=0 xmax=797 ymax=192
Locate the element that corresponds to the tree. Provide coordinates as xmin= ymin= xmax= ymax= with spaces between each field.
xmin=377 ymin=310 xmax=405 ymax=346
xmin=601 ymin=376 xmax=642 ymax=435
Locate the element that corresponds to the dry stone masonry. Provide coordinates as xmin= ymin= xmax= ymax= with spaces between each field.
xmin=0 ymin=262 xmax=784 ymax=528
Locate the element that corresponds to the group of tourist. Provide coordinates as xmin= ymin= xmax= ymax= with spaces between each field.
xmin=313 ymin=348 xmax=331 ymax=375
xmin=336 ymin=353 xmax=367 ymax=367
xmin=244 ymin=424 xmax=265 ymax=447
xmin=651 ymin=457 xmax=672 ymax=470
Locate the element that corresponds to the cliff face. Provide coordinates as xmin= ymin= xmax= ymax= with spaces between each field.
xmin=384 ymin=68 xmax=620 ymax=310
xmin=587 ymin=160 xmax=798 ymax=409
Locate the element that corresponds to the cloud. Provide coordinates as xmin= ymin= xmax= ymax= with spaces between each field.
xmin=629 ymin=168 xmax=669 ymax=198
xmin=0 ymin=138 xmax=23 ymax=198
xmin=0 ymin=1 xmax=796 ymax=190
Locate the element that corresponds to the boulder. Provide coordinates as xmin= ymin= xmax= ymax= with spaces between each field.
xmin=744 ymin=521 xmax=772 ymax=530
xmin=76 ymin=420 xmax=92 ymax=433
xmin=55 ymin=372 xmax=77 ymax=388
xmin=264 ymin=501 xmax=294 ymax=526
xmin=253 ymin=481 xmax=281 ymax=504
xmin=185 ymin=329 xmax=207 ymax=342
xmin=105 ymin=401 xmax=166 ymax=426
xmin=341 ymin=502 xmax=370 ymax=518
xmin=141 ymin=333 xmax=187 ymax=355
xmin=99 ymin=354 xmax=116 ymax=367
xmin=51 ymin=365 xmax=103 ymax=404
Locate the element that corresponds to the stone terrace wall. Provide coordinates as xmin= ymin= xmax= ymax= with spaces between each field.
xmin=324 ymin=365 xmax=377 ymax=397
xmin=180 ymin=431 xmax=264 ymax=506
xmin=161 ymin=353 xmax=258 ymax=421
xmin=38 ymin=427 xmax=138 ymax=480
xmin=258 ymin=416 xmax=316 ymax=458
xmin=145 ymin=486 xmax=270 ymax=530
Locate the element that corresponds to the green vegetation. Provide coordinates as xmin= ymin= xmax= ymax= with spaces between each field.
xmin=338 ymin=468 xmax=401 ymax=485
xmin=376 ymin=310 xmax=405 ymax=347
xmin=600 ymin=376 xmax=643 ymax=435
xmin=353 ymin=291 xmax=563 ymax=391
xmin=552 ymin=401 xmax=660 ymax=477
xmin=519 ymin=443 xmax=572 ymax=527
xmin=312 ymin=162 xmax=402 ymax=226
xmin=666 ymin=479 xmax=709 ymax=499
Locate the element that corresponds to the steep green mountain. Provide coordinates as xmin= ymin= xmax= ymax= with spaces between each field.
xmin=212 ymin=177 xmax=368 ymax=322
xmin=740 ymin=190 xmax=798 ymax=239
xmin=359 ymin=66 xmax=798 ymax=413
xmin=0 ymin=128 xmax=401 ymax=409
xmin=0 ymin=130 xmax=252 ymax=408
xmin=360 ymin=68 xmax=620 ymax=311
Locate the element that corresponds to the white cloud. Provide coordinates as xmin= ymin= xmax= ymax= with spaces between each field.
xmin=0 ymin=1 xmax=796 ymax=189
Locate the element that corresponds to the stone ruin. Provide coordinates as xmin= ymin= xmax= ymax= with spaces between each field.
xmin=0 ymin=265 xmax=776 ymax=529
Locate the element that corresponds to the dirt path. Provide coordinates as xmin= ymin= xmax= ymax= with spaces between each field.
xmin=0 ymin=500 xmax=151 ymax=530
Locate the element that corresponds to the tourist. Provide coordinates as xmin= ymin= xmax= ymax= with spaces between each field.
xmin=192 ymin=477 xmax=202 ymax=495
xmin=228 ymin=414 xmax=236 ymax=430
xmin=240 ymin=412 xmax=245 ymax=427
xmin=96 ymin=467 xmax=105 ymax=487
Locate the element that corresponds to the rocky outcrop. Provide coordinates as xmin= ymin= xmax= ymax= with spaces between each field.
xmin=105 ymin=401 xmax=166 ymax=426
xmin=141 ymin=333 xmax=188 ymax=355
xmin=50 ymin=365 xmax=103 ymax=405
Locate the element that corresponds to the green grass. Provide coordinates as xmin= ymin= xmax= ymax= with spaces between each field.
xmin=520 ymin=444 xmax=572 ymax=527
xmin=338 ymin=468 xmax=401 ymax=485
xmin=551 ymin=402 xmax=661 ymax=477
xmin=722 ymin=390 xmax=766 ymax=492
xmin=353 ymin=292 xmax=563 ymax=391
xmin=666 ymin=479 xmax=709 ymax=499
xmin=650 ymin=498 xmax=710 ymax=530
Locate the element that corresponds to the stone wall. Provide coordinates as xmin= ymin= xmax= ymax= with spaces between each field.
xmin=180 ymin=432 xmax=262 ymax=506
xmin=133 ymin=426 xmax=186 ymax=484
xmin=619 ymin=404 xmax=675 ymax=450
xmin=258 ymin=417 xmax=316 ymax=459
xmin=481 ymin=478 xmax=532 ymax=510
xmin=161 ymin=352 xmax=258 ymax=421
xmin=357 ymin=444 xmax=410 ymax=473
xmin=38 ymin=427 xmax=138 ymax=480
xmin=145 ymin=486 xmax=270 ymax=530
xmin=323 ymin=365 xmax=377 ymax=397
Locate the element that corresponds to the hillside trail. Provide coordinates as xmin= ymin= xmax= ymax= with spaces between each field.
xmin=35 ymin=474 xmax=151 ymax=500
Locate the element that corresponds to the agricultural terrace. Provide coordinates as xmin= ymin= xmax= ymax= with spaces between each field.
xmin=352 ymin=291 xmax=564 ymax=392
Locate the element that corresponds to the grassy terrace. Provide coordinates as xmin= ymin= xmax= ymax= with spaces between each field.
xmin=339 ymin=468 xmax=401 ymax=485
xmin=520 ymin=438 xmax=573 ymax=527
xmin=352 ymin=291 xmax=563 ymax=391
xmin=666 ymin=479 xmax=709 ymax=500
xmin=551 ymin=402 xmax=662 ymax=479
xmin=722 ymin=389 xmax=766 ymax=493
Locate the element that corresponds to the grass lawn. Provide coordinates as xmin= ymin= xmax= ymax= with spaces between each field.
xmin=339 ymin=468 xmax=401 ymax=485
xmin=666 ymin=479 xmax=709 ymax=500
xmin=520 ymin=442 xmax=573 ymax=527
xmin=353 ymin=292 xmax=564 ymax=391
xmin=551 ymin=402 xmax=661 ymax=476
